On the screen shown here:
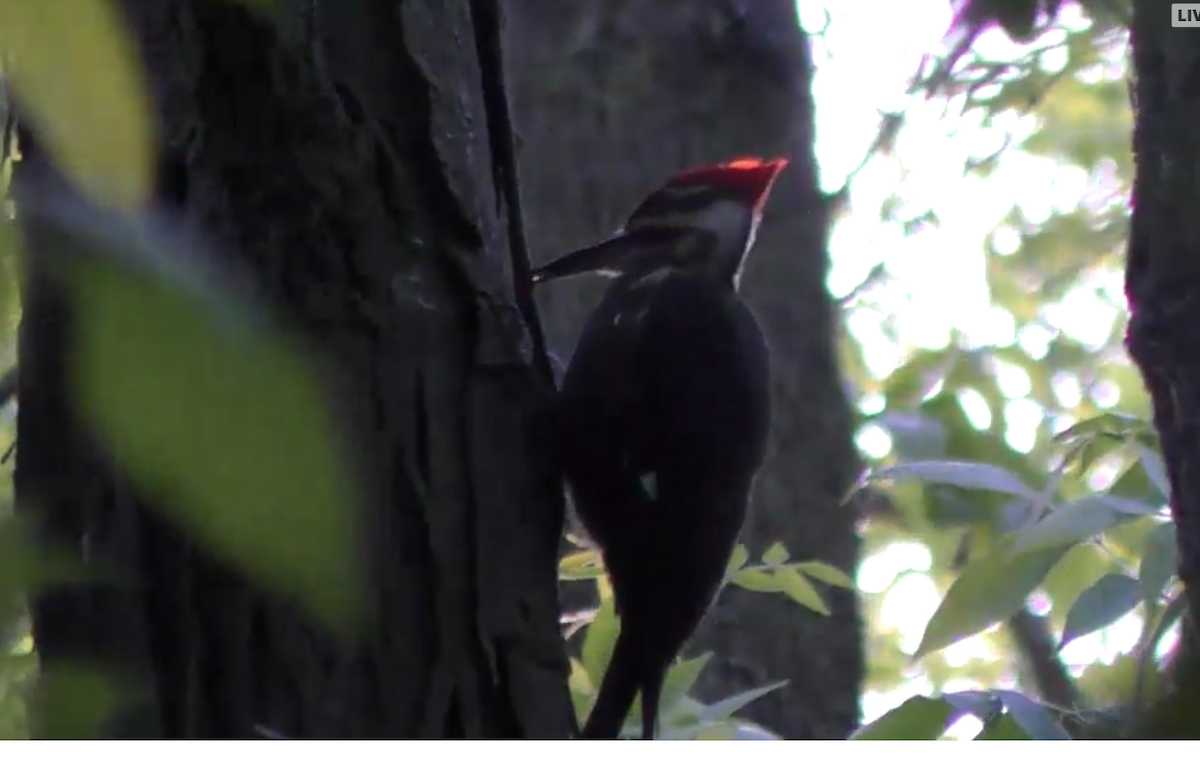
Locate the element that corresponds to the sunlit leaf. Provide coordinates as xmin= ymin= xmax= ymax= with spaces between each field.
xmin=916 ymin=545 xmax=1067 ymax=658
xmin=2 ymin=0 xmax=154 ymax=207
xmin=1059 ymin=574 xmax=1142 ymax=649
xmin=850 ymin=695 xmax=953 ymax=740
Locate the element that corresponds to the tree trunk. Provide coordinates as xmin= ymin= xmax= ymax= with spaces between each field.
xmin=509 ymin=0 xmax=863 ymax=737
xmin=1125 ymin=0 xmax=1200 ymax=738
xmin=16 ymin=0 xmax=572 ymax=738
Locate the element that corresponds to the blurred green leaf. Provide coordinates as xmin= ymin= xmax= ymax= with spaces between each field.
xmin=850 ymin=695 xmax=952 ymax=739
xmin=882 ymin=348 xmax=958 ymax=407
xmin=724 ymin=544 xmax=749 ymax=580
xmin=863 ymin=460 xmax=1036 ymax=500
xmin=976 ymin=713 xmax=1035 ymax=740
xmin=761 ymin=542 xmax=789 ymax=566
xmin=567 ymin=658 xmax=593 ymax=724
xmin=1059 ymin=573 xmax=1141 ymax=649
xmin=794 ymin=560 xmax=855 ymax=589
xmin=1136 ymin=593 xmax=1186 ymax=703
xmin=698 ymin=680 xmax=788 ymax=723
xmin=916 ymin=544 xmax=1067 ymax=658
xmin=1053 ymin=412 xmax=1150 ymax=445
xmin=559 ymin=549 xmax=604 ymax=581
xmin=1 ymin=0 xmax=154 ymax=207
xmin=994 ymin=691 xmax=1071 ymax=740
xmin=659 ymin=652 xmax=711 ymax=718
xmin=730 ymin=568 xmax=780 ymax=593
xmin=581 ymin=593 xmax=619 ymax=686
xmin=1136 ymin=446 xmax=1171 ymax=502
xmin=1138 ymin=522 xmax=1177 ymax=603
xmin=32 ymin=664 xmax=132 ymax=739
xmin=67 ymin=249 xmax=364 ymax=631
xmin=1007 ymin=495 xmax=1125 ymax=555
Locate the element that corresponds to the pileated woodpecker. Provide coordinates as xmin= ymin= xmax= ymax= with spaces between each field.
xmin=532 ymin=157 xmax=786 ymax=739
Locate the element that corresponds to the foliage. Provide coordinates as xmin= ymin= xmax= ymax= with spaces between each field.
xmin=559 ymin=539 xmax=854 ymax=739
xmin=0 ymin=0 xmax=362 ymax=738
xmin=814 ymin=0 xmax=1157 ymax=739
xmin=850 ymin=409 xmax=1178 ymax=737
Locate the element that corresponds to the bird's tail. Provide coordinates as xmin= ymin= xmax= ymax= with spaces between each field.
xmin=581 ymin=628 xmax=642 ymax=739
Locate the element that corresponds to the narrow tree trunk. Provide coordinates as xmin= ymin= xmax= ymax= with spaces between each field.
xmin=16 ymin=0 xmax=572 ymax=738
xmin=509 ymin=0 xmax=863 ymax=737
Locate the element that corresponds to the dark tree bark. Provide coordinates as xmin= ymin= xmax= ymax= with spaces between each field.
xmin=509 ymin=0 xmax=863 ymax=737
xmin=1124 ymin=0 xmax=1200 ymax=738
xmin=16 ymin=0 xmax=572 ymax=737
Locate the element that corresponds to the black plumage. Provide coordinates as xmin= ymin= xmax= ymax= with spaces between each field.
xmin=557 ymin=266 xmax=770 ymax=739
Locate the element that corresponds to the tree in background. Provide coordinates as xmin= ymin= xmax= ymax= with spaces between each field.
xmin=509 ymin=0 xmax=863 ymax=738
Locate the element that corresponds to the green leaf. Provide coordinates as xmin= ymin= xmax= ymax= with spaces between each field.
xmin=761 ymin=542 xmax=789 ymax=566
xmin=698 ymin=680 xmax=788 ymax=723
xmin=773 ymin=567 xmax=830 ymax=615
xmin=1138 ymin=522 xmax=1177 ymax=603
xmin=2 ymin=0 xmax=154 ymax=207
xmin=581 ymin=594 xmax=619 ymax=686
xmin=882 ymin=348 xmax=958 ymax=407
xmin=916 ymin=545 xmax=1067 ymax=658
xmin=850 ymin=695 xmax=953 ymax=739
xmin=558 ymin=549 xmax=604 ymax=581
xmin=863 ymin=460 xmax=1036 ymax=500
xmin=1136 ymin=592 xmax=1187 ymax=702
xmin=1008 ymin=495 xmax=1124 ymax=556
xmin=1137 ymin=446 xmax=1171 ymax=502
xmin=994 ymin=691 xmax=1071 ymax=740
xmin=1053 ymin=412 xmax=1148 ymax=445
xmin=730 ymin=568 xmax=781 ymax=593
xmin=942 ymin=690 xmax=1002 ymax=721
xmin=694 ymin=724 xmax=739 ymax=740
xmin=724 ymin=544 xmax=749 ymax=580
xmin=793 ymin=560 xmax=855 ymax=589
xmin=66 ymin=249 xmax=363 ymax=632
xmin=1059 ymin=574 xmax=1142 ymax=649
xmin=32 ymin=664 xmax=132 ymax=738
xmin=659 ymin=653 xmax=712 ymax=718
xmin=567 ymin=658 xmax=594 ymax=724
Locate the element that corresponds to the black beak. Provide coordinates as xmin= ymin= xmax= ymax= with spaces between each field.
xmin=530 ymin=234 xmax=629 ymax=284
xmin=530 ymin=226 xmax=701 ymax=285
